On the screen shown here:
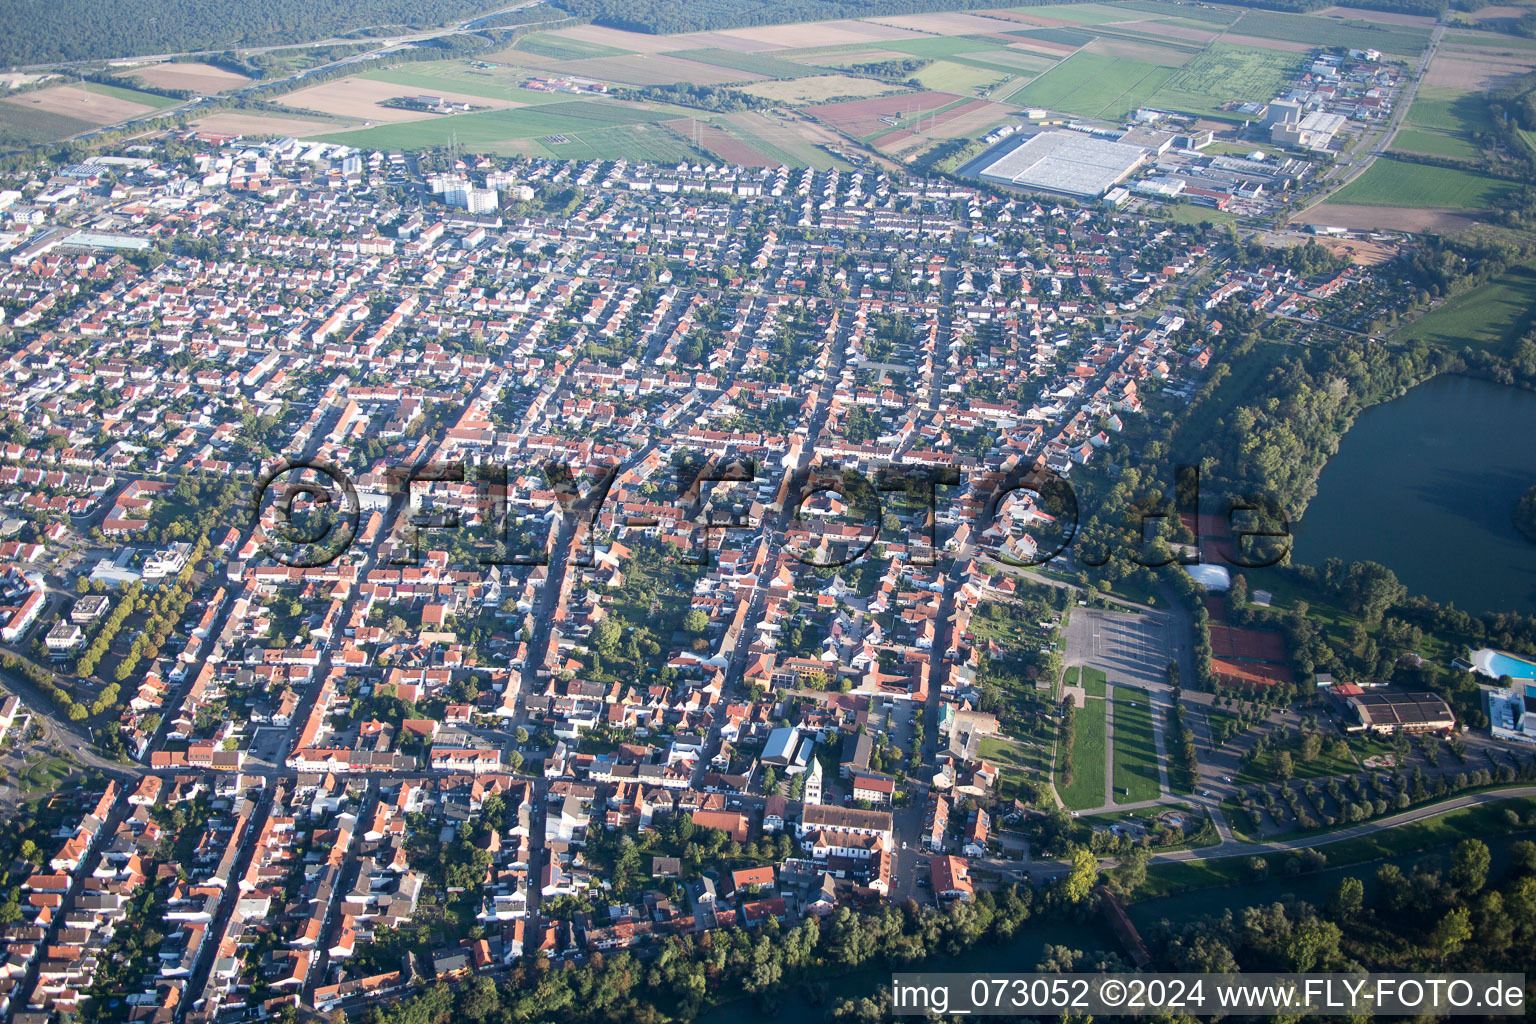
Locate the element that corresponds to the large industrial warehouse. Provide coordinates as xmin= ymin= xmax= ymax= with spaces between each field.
xmin=977 ymin=129 xmax=1148 ymax=198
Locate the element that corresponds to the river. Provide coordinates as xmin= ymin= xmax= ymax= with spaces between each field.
xmin=1291 ymin=374 xmax=1536 ymax=616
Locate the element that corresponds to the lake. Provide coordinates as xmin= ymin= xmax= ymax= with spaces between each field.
xmin=1292 ymin=374 xmax=1536 ymax=616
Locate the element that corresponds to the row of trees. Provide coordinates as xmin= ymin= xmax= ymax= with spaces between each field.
xmin=1155 ymin=837 xmax=1536 ymax=978
xmin=351 ymin=875 xmax=1080 ymax=1024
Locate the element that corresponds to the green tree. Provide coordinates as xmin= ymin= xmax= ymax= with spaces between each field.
xmin=1450 ymin=838 xmax=1492 ymax=896
xmin=1327 ymin=876 xmax=1364 ymax=920
xmin=1430 ymin=906 xmax=1472 ymax=962
xmin=1063 ymin=848 xmax=1098 ymax=903
xmin=683 ymin=609 xmax=709 ymax=634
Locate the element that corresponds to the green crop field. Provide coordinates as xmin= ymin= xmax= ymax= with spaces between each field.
xmin=1389 ymin=127 xmax=1480 ymax=160
xmin=1405 ymin=87 xmax=1494 ymax=135
xmin=0 ymin=102 xmax=95 ymax=146
xmin=669 ymin=47 xmax=823 ymax=79
xmin=1011 ymin=50 xmax=1170 ymax=118
xmin=1330 ymin=158 xmax=1517 ymax=209
xmin=1395 ymin=260 xmax=1536 ymax=355
xmin=1147 ymin=45 xmax=1304 ymax=121
xmin=1228 ymin=8 xmax=1432 ymax=56
xmin=1111 ymin=685 xmax=1162 ymax=804
xmin=1009 ymin=27 xmax=1100 ymax=48
xmin=515 ymin=33 xmax=631 ymax=60
xmin=1058 ymin=668 xmax=1107 ymax=811
xmin=1008 ymin=3 xmax=1147 ymax=26
xmin=85 ymin=80 xmax=180 ymax=109
xmin=912 ymin=59 xmax=1013 ymax=96
xmin=317 ymin=99 xmax=665 ymax=150
xmin=1115 ymin=0 xmax=1240 ymax=24
xmin=886 ymin=35 xmax=1016 ymax=59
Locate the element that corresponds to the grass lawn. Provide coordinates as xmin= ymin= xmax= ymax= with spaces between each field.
xmin=1111 ymin=685 xmax=1162 ymax=803
xmin=1234 ymin=740 xmax=1359 ymax=787
xmin=980 ymin=732 xmax=1054 ymax=802
xmin=1394 ymin=259 xmax=1536 ymax=356
xmin=1330 ymin=158 xmax=1517 ymax=210
xmin=1057 ymin=667 xmax=1108 ymax=810
xmin=1081 ymin=665 xmax=1107 ymax=699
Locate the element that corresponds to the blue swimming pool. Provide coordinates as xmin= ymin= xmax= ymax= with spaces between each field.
xmin=1485 ymin=651 xmax=1536 ymax=680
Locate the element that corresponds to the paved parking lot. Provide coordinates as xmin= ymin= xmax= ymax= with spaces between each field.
xmin=1065 ymin=606 xmax=1182 ymax=688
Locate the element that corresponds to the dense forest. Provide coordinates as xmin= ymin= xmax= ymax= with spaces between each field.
xmin=0 ymin=0 xmax=1467 ymax=65
xmin=548 ymin=0 xmax=1449 ymax=37
xmin=0 ymin=0 xmax=506 ymax=66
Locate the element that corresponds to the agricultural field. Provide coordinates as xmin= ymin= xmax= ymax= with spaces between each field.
xmin=360 ymin=65 xmax=574 ymax=105
xmin=559 ymin=53 xmax=763 ymax=86
xmin=1389 ymin=126 xmax=1481 ymax=160
xmin=1146 ymin=45 xmax=1304 ymax=122
xmin=668 ymin=47 xmax=824 ymax=79
xmin=1394 ymin=260 xmax=1536 ymax=356
xmin=190 ymin=111 xmax=351 ymax=138
xmin=122 ymin=61 xmax=252 ymax=93
xmin=1110 ymin=684 xmax=1162 ymax=804
xmin=0 ymin=103 xmax=94 ymax=146
xmin=1010 ymin=50 xmax=1141 ymax=113
xmin=1405 ymin=86 xmax=1494 ymax=135
xmin=910 ymin=60 xmax=1015 ymax=97
xmin=1225 ymin=8 xmax=1432 ymax=56
xmin=739 ymin=74 xmax=900 ymax=105
xmin=515 ymin=32 xmax=632 ymax=61
xmin=1330 ymin=159 xmax=1519 ymax=210
xmin=0 ymin=81 xmax=174 ymax=144
xmin=809 ymin=90 xmax=958 ymax=141
xmin=78 ymin=81 xmax=181 ymax=109
xmin=287 ymin=76 xmax=526 ymax=123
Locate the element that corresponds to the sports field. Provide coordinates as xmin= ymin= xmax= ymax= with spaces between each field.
xmin=316 ymin=100 xmax=666 ymax=151
xmin=1111 ymin=685 xmax=1162 ymax=804
xmin=1330 ymin=159 xmax=1518 ymax=209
